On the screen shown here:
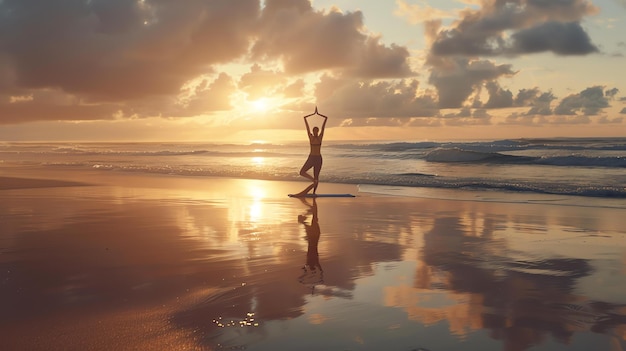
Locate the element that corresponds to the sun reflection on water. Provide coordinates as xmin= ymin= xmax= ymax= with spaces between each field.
xmin=251 ymin=156 xmax=265 ymax=166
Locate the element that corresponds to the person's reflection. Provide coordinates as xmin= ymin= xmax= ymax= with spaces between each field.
xmin=297 ymin=197 xmax=323 ymax=293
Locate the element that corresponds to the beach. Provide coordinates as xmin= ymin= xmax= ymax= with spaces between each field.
xmin=1 ymin=167 xmax=625 ymax=351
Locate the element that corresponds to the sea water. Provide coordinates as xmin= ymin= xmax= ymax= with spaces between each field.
xmin=1 ymin=138 xmax=625 ymax=206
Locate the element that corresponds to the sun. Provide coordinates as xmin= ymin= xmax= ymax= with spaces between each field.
xmin=240 ymin=95 xmax=285 ymax=115
xmin=251 ymin=98 xmax=270 ymax=113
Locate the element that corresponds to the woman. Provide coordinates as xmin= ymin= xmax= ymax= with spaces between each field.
xmin=297 ymin=107 xmax=328 ymax=196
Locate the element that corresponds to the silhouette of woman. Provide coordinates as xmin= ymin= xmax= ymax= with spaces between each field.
xmin=297 ymin=198 xmax=323 ymax=292
xmin=295 ymin=107 xmax=328 ymax=196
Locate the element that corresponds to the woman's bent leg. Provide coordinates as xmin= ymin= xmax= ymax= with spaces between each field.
xmin=299 ymin=157 xmax=315 ymax=183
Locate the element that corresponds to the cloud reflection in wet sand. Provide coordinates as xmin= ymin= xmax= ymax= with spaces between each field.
xmin=172 ymin=194 xmax=626 ymax=350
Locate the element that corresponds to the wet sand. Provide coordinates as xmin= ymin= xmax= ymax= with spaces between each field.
xmin=1 ymin=169 xmax=625 ymax=351
xmin=0 ymin=176 xmax=88 ymax=190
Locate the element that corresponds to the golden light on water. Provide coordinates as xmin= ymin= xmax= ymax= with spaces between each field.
xmin=247 ymin=182 xmax=266 ymax=223
xmin=251 ymin=156 xmax=265 ymax=166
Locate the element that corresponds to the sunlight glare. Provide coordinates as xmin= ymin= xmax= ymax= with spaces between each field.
xmin=251 ymin=98 xmax=269 ymax=113
xmin=251 ymin=156 xmax=265 ymax=166
xmin=248 ymin=184 xmax=266 ymax=199
xmin=247 ymin=183 xmax=266 ymax=223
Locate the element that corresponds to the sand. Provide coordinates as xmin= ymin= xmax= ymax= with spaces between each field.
xmin=1 ymin=168 xmax=625 ymax=351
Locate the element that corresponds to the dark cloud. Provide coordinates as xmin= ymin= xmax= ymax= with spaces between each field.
xmin=0 ymin=72 xmax=237 ymax=123
xmin=554 ymin=86 xmax=611 ymax=115
xmin=503 ymin=86 xmax=621 ymax=125
xmin=442 ymin=107 xmax=492 ymax=126
xmin=484 ymin=81 xmax=514 ymax=108
xmin=0 ymin=87 xmax=125 ymax=123
xmin=420 ymin=0 xmax=605 ymax=126
xmin=314 ymin=75 xmax=438 ymax=122
xmin=428 ymin=58 xmax=516 ymax=108
xmin=502 ymin=85 xmax=619 ymax=125
xmin=0 ymin=0 xmax=260 ymax=100
xmin=510 ymin=21 xmax=597 ymax=55
xmin=428 ymin=0 xmax=599 ymax=57
xmin=605 ymin=87 xmax=619 ymax=98
xmin=522 ymin=90 xmax=557 ymax=116
xmin=505 ymin=86 xmax=615 ymax=122
xmin=252 ymin=0 xmax=414 ymax=78
xmin=122 ymin=72 xmax=238 ymax=118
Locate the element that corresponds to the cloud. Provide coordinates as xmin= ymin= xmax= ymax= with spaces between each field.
xmin=504 ymin=112 xmax=538 ymax=125
xmin=282 ymin=79 xmax=306 ymax=98
xmin=483 ymin=81 xmax=513 ymax=108
xmin=442 ymin=107 xmax=492 ymax=126
xmin=428 ymin=58 xmax=516 ymax=108
xmin=0 ymin=72 xmax=238 ymax=123
xmin=518 ymin=89 xmax=557 ymax=115
xmin=0 ymin=0 xmax=620 ymax=135
xmin=509 ymin=21 xmax=598 ymax=55
xmin=338 ymin=117 xmax=409 ymax=127
xmin=238 ymin=64 xmax=286 ymax=100
xmin=181 ymin=73 xmax=238 ymax=115
xmin=314 ymin=75 xmax=439 ymax=122
xmin=252 ymin=0 xmax=414 ymax=78
xmin=0 ymin=0 xmax=418 ymax=125
xmin=428 ymin=0 xmax=599 ymax=57
xmin=0 ymin=99 xmax=121 ymax=124
xmin=0 ymin=0 xmax=260 ymax=100
xmin=343 ymin=37 xmax=414 ymax=78
xmin=503 ymin=86 xmax=617 ymax=125
xmin=504 ymin=112 xmax=592 ymax=125
xmin=554 ymin=86 xmax=611 ymax=115
xmin=605 ymin=87 xmax=619 ymax=98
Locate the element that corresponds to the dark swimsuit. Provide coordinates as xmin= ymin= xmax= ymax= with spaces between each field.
xmin=302 ymin=137 xmax=323 ymax=177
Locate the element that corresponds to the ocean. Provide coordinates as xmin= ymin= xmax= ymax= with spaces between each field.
xmin=1 ymin=137 xmax=625 ymax=207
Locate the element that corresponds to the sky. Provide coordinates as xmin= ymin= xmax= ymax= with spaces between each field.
xmin=0 ymin=0 xmax=625 ymax=142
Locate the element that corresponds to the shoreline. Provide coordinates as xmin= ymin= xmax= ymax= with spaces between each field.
xmin=2 ymin=165 xmax=624 ymax=210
